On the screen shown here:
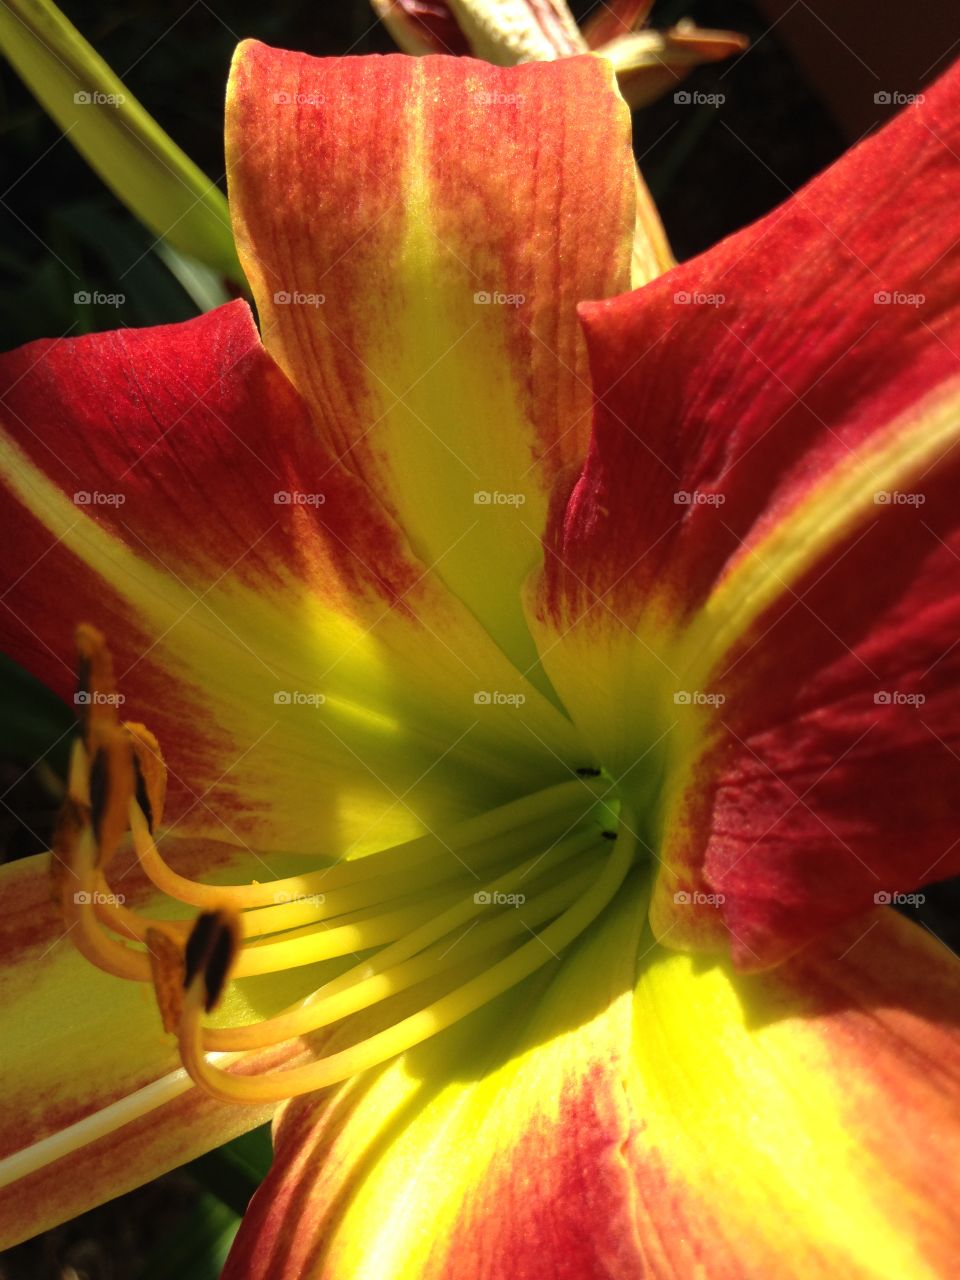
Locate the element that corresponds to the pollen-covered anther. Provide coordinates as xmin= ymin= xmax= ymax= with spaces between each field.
xmin=183 ymin=910 xmax=241 ymax=1014
xmin=147 ymin=927 xmax=186 ymax=1033
xmin=67 ymin=624 xmax=139 ymax=871
xmin=124 ymin=722 xmax=167 ymax=831
xmin=50 ymin=638 xmax=157 ymax=982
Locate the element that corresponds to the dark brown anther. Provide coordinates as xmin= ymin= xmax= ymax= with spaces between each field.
xmin=204 ymin=927 xmax=236 ymax=1014
xmin=83 ymin=728 xmax=135 ymax=868
xmin=88 ymin=749 xmax=108 ymax=843
xmin=132 ymin=753 xmax=154 ymax=832
xmin=184 ymin=910 xmax=240 ymax=1012
xmin=125 ymin=723 xmax=167 ymax=831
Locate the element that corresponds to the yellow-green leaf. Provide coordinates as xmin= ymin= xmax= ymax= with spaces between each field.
xmin=0 ymin=0 xmax=245 ymax=286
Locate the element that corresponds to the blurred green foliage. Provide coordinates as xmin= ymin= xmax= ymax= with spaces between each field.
xmin=133 ymin=1126 xmax=274 ymax=1280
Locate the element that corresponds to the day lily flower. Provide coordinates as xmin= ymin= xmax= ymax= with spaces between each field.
xmin=370 ymin=0 xmax=748 ymax=108
xmin=1 ymin=38 xmax=960 ymax=1280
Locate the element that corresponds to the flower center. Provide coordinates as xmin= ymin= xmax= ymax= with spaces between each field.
xmin=54 ymin=626 xmax=637 ymax=1104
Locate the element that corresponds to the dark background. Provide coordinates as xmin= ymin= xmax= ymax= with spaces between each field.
xmin=0 ymin=1 xmax=957 ymax=1276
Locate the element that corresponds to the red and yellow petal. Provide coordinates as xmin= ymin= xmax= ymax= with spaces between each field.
xmin=0 ymin=841 xmax=339 ymax=1247
xmin=526 ymin=61 xmax=960 ymax=964
xmin=0 ymin=300 xmax=583 ymax=856
xmin=226 ymin=45 xmax=636 ymax=677
xmin=623 ymin=908 xmax=960 ymax=1278
xmin=223 ymin=882 xmax=960 ymax=1279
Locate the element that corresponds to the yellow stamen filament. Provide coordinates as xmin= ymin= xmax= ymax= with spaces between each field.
xmin=61 ymin=825 xmax=151 ymax=982
xmin=65 ymin=778 xmax=607 ymax=983
xmin=91 ymin=875 xmax=185 ymax=942
xmin=52 ymin=733 xmax=152 ymax=981
xmin=229 ymin=815 xmax=584 ymax=939
xmin=128 ymin=779 xmax=604 ymax=910
xmin=228 ymin=823 xmax=599 ymax=978
xmin=176 ymin=809 xmax=637 ymax=1102
xmin=205 ymin=865 xmax=596 ymax=1051
xmin=234 ymin=889 xmax=467 ymax=973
